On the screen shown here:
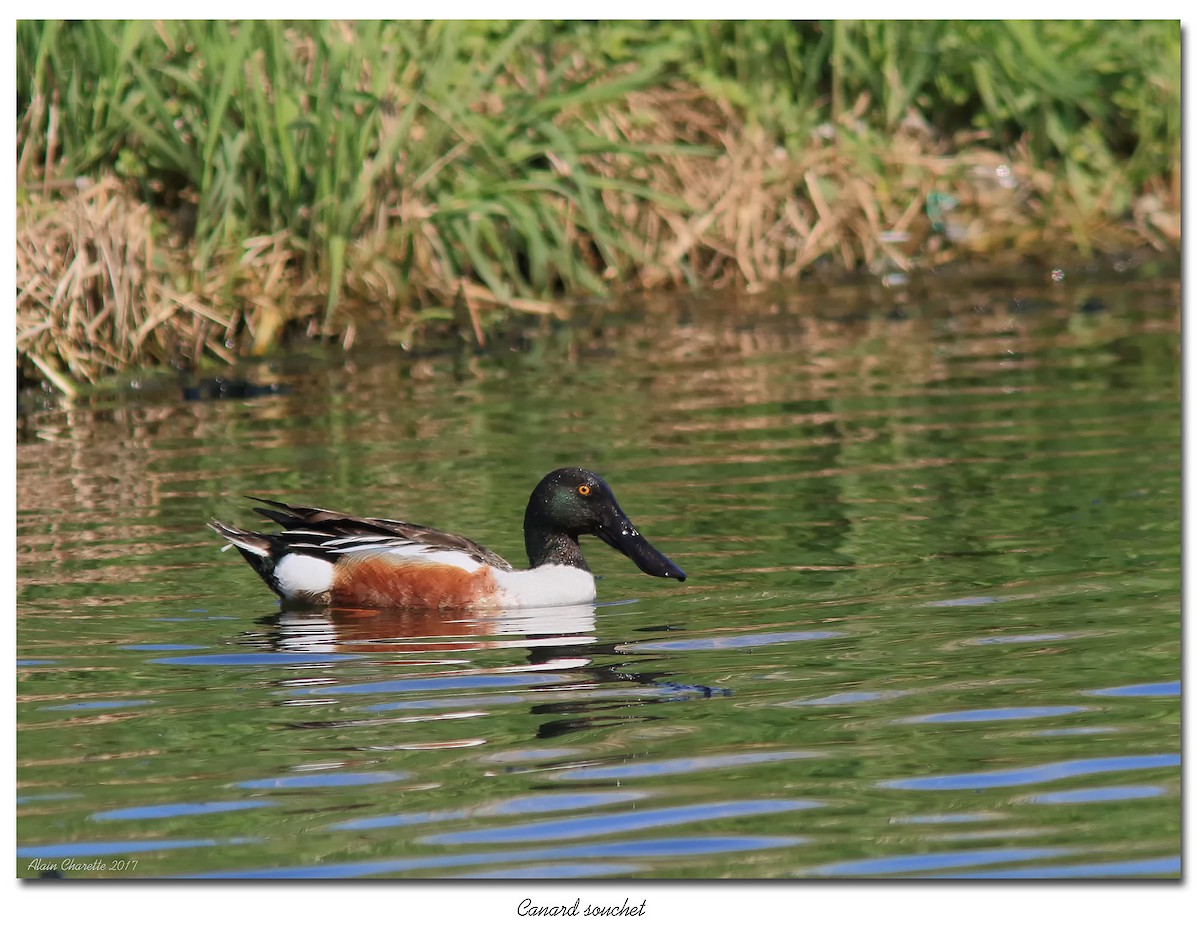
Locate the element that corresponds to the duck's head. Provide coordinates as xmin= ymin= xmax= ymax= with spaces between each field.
xmin=524 ymin=467 xmax=686 ymax=581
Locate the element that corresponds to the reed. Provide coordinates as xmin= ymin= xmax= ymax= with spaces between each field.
xmin=16 ymin=20 xmax=1180 ymax=389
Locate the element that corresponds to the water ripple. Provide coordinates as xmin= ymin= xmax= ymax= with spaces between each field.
xmin=899 ymin=705 xmax=1088 ymax=724
xmin=91 ymin=800 xmax=275 ymax=821
xmin=785 ymin=690 xmax=911 ymax=707
xmin=119 ymin=644 xmax=207 ymax=651
xmin=17 ymin=281 xmax=1181 ymax=879
xmin=421 ymin=798 xmax=820 ymax=845
xmin=293 ymin=672 xmax=574 ymax=695
xmin=329 ymin=790 xmax=647 ymax=832
xmin=930 ymin=855 xmax=1179 ymax=879
xmin=152 ymin=652 xmax=364 ymax=666
xmin=806 ymin=845 xmax=1077 ymax=877
xmin=890 ymin=812 xmax=1002 ymax=825
xmin=926 ymin=596 xmax=1004 ymax=607
xmin=1024 ymin=785 xmax=1167 ymax=805
xmin=454 ymin=861 xmax=643 ymax=879
xmin=41 ymin=700 xmax=156 ymax=711
xmin=178 ymin=834 xmax=805 ymax=879
xmin=880 ymin=753 xmax=1180 ymax=791
xmin=17 ymin=837 xmax=258 ymax=858
xmin=360 ymin=694 xmax=526 ymax=712
xmin=236 ymin=770 xmax=410 ymax=789
xmin=550 ymin=750 xmax=818 ymax=782
xmin=968 ymin=633 xmax=1089 ymax=645
xmin=624 ymin=629 xmax=844 ymax=652
xmin=1084 ymin=680 xmax=1179 ymax=698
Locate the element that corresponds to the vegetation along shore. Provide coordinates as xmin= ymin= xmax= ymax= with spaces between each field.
xmin=16 ymin=20 xmax=1181 ymax=394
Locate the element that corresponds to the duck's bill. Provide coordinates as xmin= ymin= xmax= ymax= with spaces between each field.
xmin=596 ymin=509 xmax=686 ymax=581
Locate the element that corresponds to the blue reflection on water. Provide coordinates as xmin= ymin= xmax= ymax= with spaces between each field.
xmin=456 ymin=862 xmax=643 ymax=879
xmin=881 ymin=753 xmax=1180 ymax=791
xmin=91 ymin=800 xmax=274 ymax=821
xmin=237 ymin=771 xmax=410 ymax=789
xmin=422 ymin=798 xmax=820 ymax=845
xmin=808 ymin=845 xmax=1075 ymax=876
xmin=900 ymin=705 xmax=1088 ymax=724
xmin=930 ymin=855 xmax=1180 ymax=879
xmin=17 ymin=793 xmax=82 ymax=805
xmin=1025 ymin=785 xmax=1166 ymax=804
xmin=178 ymin=835 xmax=804 ymax=879
xmin=1084 ymin=681 xmax=1179 ymax=698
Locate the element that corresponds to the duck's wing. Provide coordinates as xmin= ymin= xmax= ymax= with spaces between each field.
xmin=247 ymin=497 xmax=516 ymax=571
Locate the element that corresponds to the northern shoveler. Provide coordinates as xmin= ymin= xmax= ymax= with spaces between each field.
xmin=209 ymin=467 xmax=686 ymax=609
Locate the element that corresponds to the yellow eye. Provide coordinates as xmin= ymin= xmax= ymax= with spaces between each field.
xmin=578 ymin=484 xmax=591 ymax=496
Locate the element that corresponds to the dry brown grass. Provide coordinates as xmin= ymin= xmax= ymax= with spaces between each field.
xmin=16 ymin=90 xmax=1180 ymax=394
xmin=17 ymin=179 xmax=238 ymax=394
xmin=15 ymin=179 xmax=341 ymax=392
xmin=585 ymin=87 xmax=1179 ymax=293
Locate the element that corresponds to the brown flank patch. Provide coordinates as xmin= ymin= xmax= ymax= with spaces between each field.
xmin=330 ymin=554 xmax=501 ymax=610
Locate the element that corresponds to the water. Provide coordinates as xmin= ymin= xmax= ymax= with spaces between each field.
xmin=16 ymin=269 xmax=1180 ymax=879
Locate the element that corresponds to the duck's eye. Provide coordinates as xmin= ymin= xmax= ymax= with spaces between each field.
xmin=577 ymin=484 xmax=592 ymax=496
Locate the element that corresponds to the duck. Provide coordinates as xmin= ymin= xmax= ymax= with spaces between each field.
xmin=209 ymin=467 xmax=686 ymax=610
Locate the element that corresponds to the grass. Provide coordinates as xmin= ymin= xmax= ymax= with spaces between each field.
xmin=15 ymin=20 xmax=1181 ymax=389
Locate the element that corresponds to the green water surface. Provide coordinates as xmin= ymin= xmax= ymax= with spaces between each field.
xmin=16 ymin=271 xmax=1180 ymax=879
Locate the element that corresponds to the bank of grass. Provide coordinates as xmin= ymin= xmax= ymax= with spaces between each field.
xmin=16 ymin=20 xmax=1181 ymax=391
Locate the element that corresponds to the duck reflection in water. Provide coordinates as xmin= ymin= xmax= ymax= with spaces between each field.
xmin=250 ymin=603 xmax=727 ymax=741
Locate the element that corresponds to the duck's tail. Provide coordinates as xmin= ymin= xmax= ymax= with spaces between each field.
xmin=208 ymin=519 xmax=286 ymax=598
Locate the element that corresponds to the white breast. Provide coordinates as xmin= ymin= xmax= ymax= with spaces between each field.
xmin=492 ymin=564 xmax=597 ymax=609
